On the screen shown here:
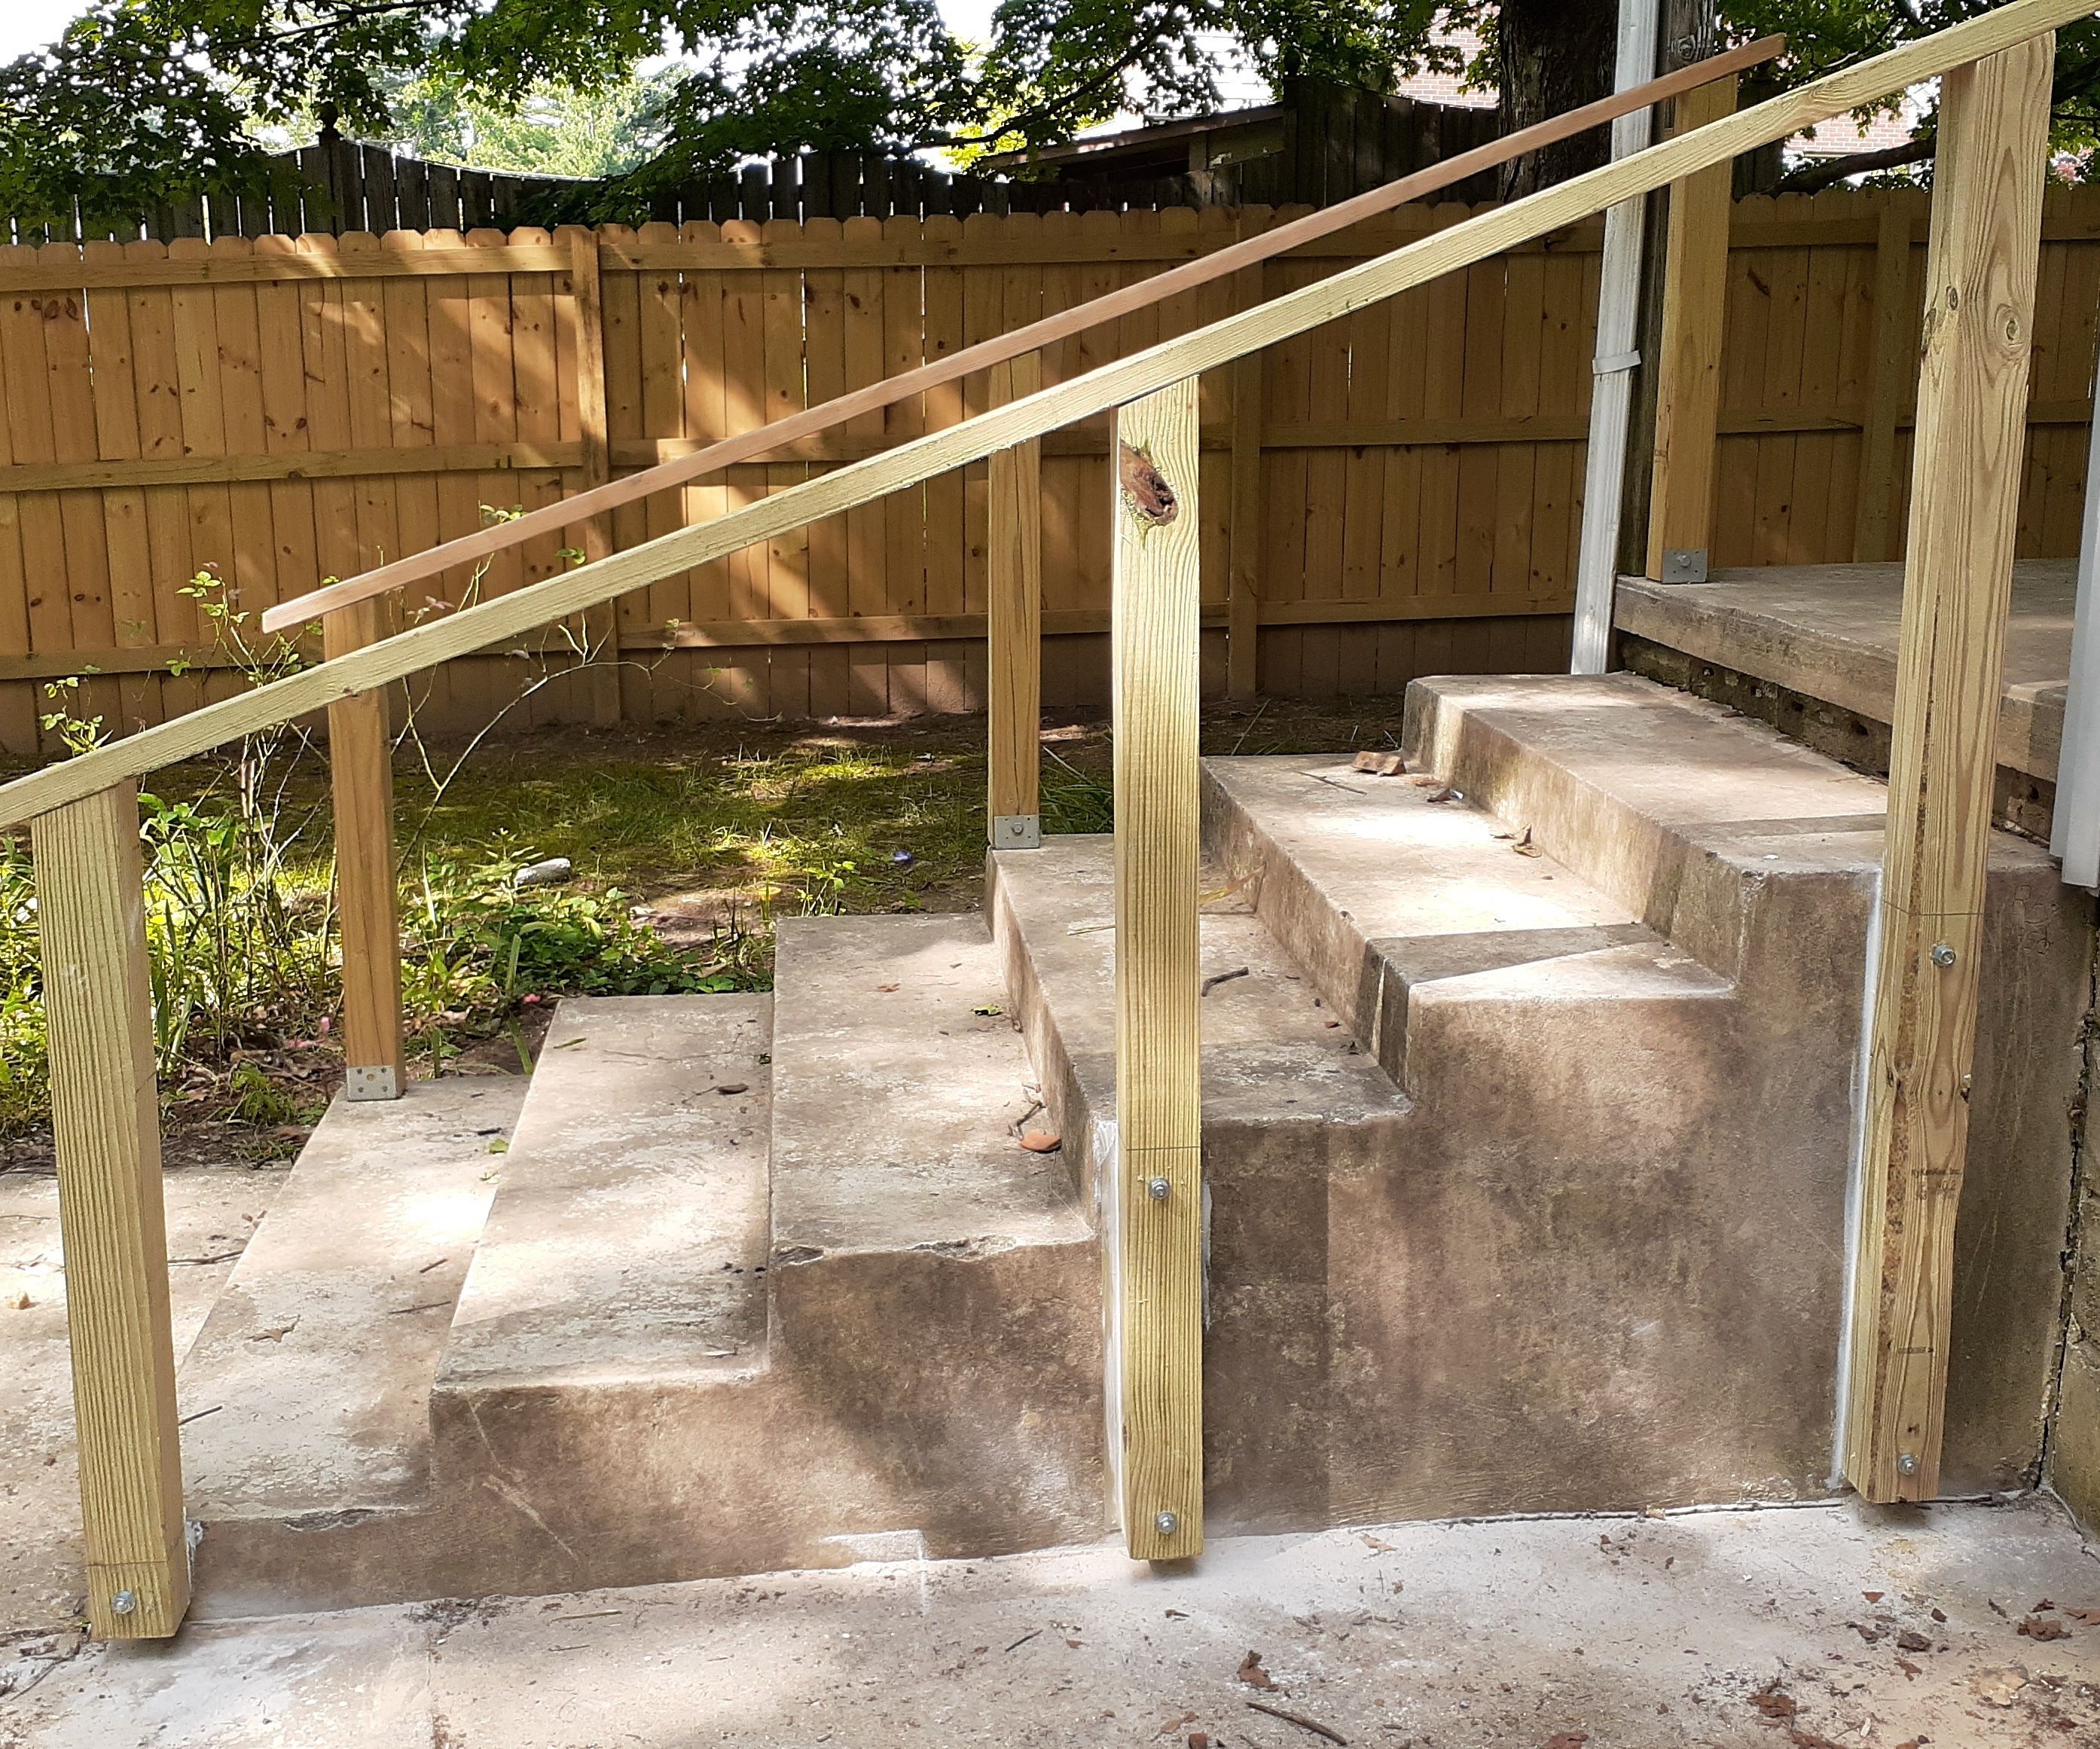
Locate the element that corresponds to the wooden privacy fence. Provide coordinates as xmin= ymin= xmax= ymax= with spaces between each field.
xmin=7 ymin=187 xmax=2100 ymax=752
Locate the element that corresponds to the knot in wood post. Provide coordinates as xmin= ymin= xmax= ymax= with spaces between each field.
xmin=1118 ymin=441 xmax=1181 ymax=526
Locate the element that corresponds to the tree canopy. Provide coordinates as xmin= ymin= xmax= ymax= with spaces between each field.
xmin=4 ymin=0 xmax=2100 ymax=233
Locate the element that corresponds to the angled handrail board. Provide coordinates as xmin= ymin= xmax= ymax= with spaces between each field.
xmin=0 ymin=0 xmax=2085 ymax=829
xmin=258 ymin=35 xmax=1786 ymax=634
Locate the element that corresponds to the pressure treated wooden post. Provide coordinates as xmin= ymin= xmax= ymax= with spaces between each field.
xmin=32 ymin=782 xmax=189 ymax=1638
xmin=1644 ymin=72 xmax=1737 ymax=584
xmin=1110 ymin=377 xmax=1204 ymax=1561
xmin=1843 ymin=34 xmax=2053 ymax=1506
xmin=325 ymin=601 xmax=406 ymax=1099
xmin=564 ymin=226 xmax=623 ymax=728
xmin=988 ymin=352 xmax=1043 ymax=850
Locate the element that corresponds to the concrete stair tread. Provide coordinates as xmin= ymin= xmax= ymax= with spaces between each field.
xmin=438 ymin=993 xmax=772 ymax=1393
xmin=770 ymin=914 xmax=1086 ymax=1253
xmin=989 ymin=835 xmax=1411 ymax=1129
xmin=1409 ymin=672 xmax=1891 ymax=839
xmin=176 ymin=1076 xmax=527 ymax=1517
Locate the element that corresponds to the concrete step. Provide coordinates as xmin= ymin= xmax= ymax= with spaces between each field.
xmin=438 ymin=992 xmax=773 ymax=1392
xmin=1201 ymin=751 xmax=1668 ymax=1086
xmin=769 ymin=913 xmax=1088 ymax=1256
xmin=180 ymin=1076 xmax=527 ymax=1612
xmin=989 ymin=834 xmax=1415 ymax=1531
xmin=195 ymin=935 xmax=1106 ymax=1617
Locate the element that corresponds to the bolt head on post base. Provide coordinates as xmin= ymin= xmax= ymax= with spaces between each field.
xmin=345 ymin=1064 xmax=401 ymax=1101
xmin=991 ymin=813 xmax=1042 ymax=851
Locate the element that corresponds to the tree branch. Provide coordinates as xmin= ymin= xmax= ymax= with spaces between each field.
xmin=1775 ymin=133 xmax=1934 ymax=194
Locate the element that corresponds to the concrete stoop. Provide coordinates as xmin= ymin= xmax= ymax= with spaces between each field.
xmin=171 ymin=671 xmax=2089 ymax=1616
xmin=182 ymin=918 xmax=1103 ymax=1619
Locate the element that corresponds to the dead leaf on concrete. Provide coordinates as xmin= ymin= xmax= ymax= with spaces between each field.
xmin=1896 ymin=1657 xmax=1922 ymax=1679
xmin=1351 ymin=752 xmax=1381 ymax=773
xmin=1424 ymin=786 xmax=1463 ymax=804
xmin=8 ymin=1291 xmax=29 ymax=1310
xmin=248 ymin=1320 xmax=298 ymax=1343
xmin=1155 ymin=1711 xmax=1197 ymax=1737
xmin=1542 ymin=1735 xmax=1589 ymax=1749
xmin=875 ymin=983 xmax=900 ymax=993
xmin=1786 ymin=1727 xmax=1842 ymax=1749
xmin=1862 ymin=1591 xmax=1884 ymax=1603
xmin=1895 ymin=1628 xmax=1931 ymax=1653
xmin=1359 ymin=1534 xmax=1394 ymax=1552
xmin=1971 ymin=1664 xmax=2031 ymax=1707
xmin=2019 ymin=1615 xmax=2070 ymax=1641
xmin=1237 ymin=1650 xmax=1278 ymax=1691
xmin=1019 ymin=1132 xmax=1062 ymax=1153
xmin=1751 ymin=1684 xmax=1798 ymax=1722
xmin=2065 ymin=1607 xmax=2100 ymax=1625
xmin=1510 ymin=827 xmax=1542 ymax=857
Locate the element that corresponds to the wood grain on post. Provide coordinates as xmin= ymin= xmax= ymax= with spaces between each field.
xmin=563 ymin=225 xmax=624 ymax=726
xmin=1852 ymin=199 xmax=1918 ymax=563
xmin=324 ymin=601 xmax=407 ymax=1098
xmin=1644 ymin=73 xmax=1738 ymax=582
xmin=987 ymin=351 xmax=1043 ymax=846
xmin=1843 ymin=34 xmax=2053 ymax=1505
xmin=1111 ymin=379 xmax=1204 ymax=1562
xmin=32 ymin=782 xmax=190 ymax=1638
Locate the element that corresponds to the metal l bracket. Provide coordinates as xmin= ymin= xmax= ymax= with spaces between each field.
xmin=345 ymin=1064 xmax=401 ymax=1101
xmin=1659 ymin=548 xmax=1710 ymax=585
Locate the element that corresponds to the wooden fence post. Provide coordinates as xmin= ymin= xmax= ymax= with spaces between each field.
xmin=1111 ymin=377 xmax=1204 ymax=1562
xmin=1842 ymin=32 xmax=2053 ymax=1505
xmin=1227 ymin=350 xmax=1264 ymax=699
xmin=1852 ymin=198 xmax=1917 ymax=563
xmin=988 ymin=351 xmax=1044 ymax=849
xmin=32 ymin=781 xmax=190 ymax=1638
xmin=564 ymin=226 xmax=624 ymax=728
xmin=324 ymin=601 xmax=406 ymax=1099
xmin=1644 ymin=72 xmax=1738 ymax=584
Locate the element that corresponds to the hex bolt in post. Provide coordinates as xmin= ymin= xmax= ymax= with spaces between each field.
xmin=1146 ymin=1176 xmax=1171 ymax=1201
xmin=1931 ymin=943 xmax=1957 ymax=968
xmin=110 ymin=1589 xmax=137 ymax=1616
xmin=1896 ymin=1452 xmax=1919 ymax=1478
xmin=1155 ymin=1510 xmax=1180 ymax=1537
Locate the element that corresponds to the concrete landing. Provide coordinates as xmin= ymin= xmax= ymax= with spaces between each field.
xmin=770 ymin=914 xmax=1084 ymax=1255
xmin=440 ymin=994 xmax=771 ymax=1390
xmin=176 ymin=1077 xmax=526 ymax=1519
xmin=20 ymin=1497 xmax=2095 ymax=1748
xmin=1614 ymin=559 xmax=2073 ymax=781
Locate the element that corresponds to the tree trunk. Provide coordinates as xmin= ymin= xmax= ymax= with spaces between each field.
xmin=1497 ymin=0 xmax=1619 ymax=195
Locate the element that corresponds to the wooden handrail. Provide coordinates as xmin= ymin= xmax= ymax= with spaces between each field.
xmin=258 ymin=35 xmax=1785 ymax=636
xmin=0 ymin=0 xmax=2084 ymax=830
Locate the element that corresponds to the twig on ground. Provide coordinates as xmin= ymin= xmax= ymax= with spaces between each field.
xmin=1244 ymin=1699 xmax=1349 ymax=1744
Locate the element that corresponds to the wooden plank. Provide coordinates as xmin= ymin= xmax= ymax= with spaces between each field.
xmin=0 ymin=244 xmax=572 ymax=292
xmin=1226 ymin=343 xmax=1263 ymax=698
xmin=254 ymin=38 xmax=1793 ymax=633
xmin=323 ymin=601 xmax=405 ymax=1096
xmin=563 ymin=224 xmax=621 ymax=725
xmin=32 ymin=780 xmax=189 ymax=1638
xmin=1854 ymin=197 xmax=1920 ymax=561
xmin=987 ymin=351 xmax=1042 ymax=844
xmin=1842 ymin=33 xmax=2053 ymax=1506
xmin=2 ymin=0 xmax=2087 ymax=822
xmin=1110 ymin=375 xmax=1203 ymax=1563
xmin=1645 ymin=72 xmax=1738 ymax=580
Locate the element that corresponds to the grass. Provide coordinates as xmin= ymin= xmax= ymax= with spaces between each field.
xmin=0 ymin=684 xmax=1412 ymax=1149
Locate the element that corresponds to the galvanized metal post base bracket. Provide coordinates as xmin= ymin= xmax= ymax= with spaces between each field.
xmin=345 ymin=1064 xmax=401 ymax=1101
xmin=992 ymin=813 xmax=1042 ymax=850
xmin=1659 ymin=548 xmax=1710 ymax=584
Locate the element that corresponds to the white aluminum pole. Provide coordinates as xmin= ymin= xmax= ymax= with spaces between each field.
xmin=1570 ymin=0 xmax=1665 ymax=674
xmin=2053 ymin=344 xmax=2100 ymax=887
